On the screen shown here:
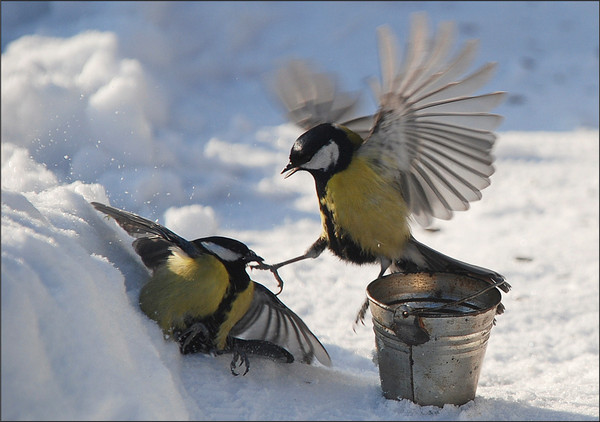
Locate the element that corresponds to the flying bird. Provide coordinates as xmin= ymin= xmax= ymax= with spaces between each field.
xmin=259 ymin=13 xmax=510 ymax=322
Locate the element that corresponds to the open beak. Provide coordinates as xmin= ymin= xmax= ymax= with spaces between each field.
xmin=247 ymin=250 xmax=264 ymax=264
xmin=281 ymin=163 xmax=300 ymax=179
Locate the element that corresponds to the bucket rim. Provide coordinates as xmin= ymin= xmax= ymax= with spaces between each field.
xmin=366 ymin=272 xmax=503 ymax=318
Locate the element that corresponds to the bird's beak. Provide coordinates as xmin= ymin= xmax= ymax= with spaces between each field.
xmin=248 ymin=251 xmax=264 ymax=263
xmin=281 ymin=163 xmax=300 ymax=179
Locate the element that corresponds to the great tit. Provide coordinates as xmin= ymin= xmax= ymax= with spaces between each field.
xmin=91 ymin=202 xmax=331 ymax=375
xmin=261 ymin=13 xmax=510 ymax=322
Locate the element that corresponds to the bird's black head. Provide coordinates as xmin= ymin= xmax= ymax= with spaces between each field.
xmin=282 ymin=123 xmax=356 ymax=179
xmin=197 ymin=236 xmax=263 ymax=265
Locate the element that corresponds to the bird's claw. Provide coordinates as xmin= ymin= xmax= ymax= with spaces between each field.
xmin=178 ymin=322 xmax=211 ymax=354
xmin=352 ymin=298 xmax=370 ymax=333
xmin=250 ymin=263 xmax=284 ymax=295
xmin=230 ymin=349 xmax=250 ymax=376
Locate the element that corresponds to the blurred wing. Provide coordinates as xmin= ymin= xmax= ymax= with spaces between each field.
xmin=359 ymin=13 xmax=506 ymax=227
xmin=230 ymin=283 xmax=331 ymax=367
xmin=273 ymin=59 xmax=374 ymax=139
xmin=91 ymin=202 xmax=201 ymax=268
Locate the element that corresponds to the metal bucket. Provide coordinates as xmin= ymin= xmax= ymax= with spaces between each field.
xmin=366 ymin=272 xmax=503 ymax=407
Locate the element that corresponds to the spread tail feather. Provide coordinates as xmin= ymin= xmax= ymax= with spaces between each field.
xmin=393 ymin=235 xmax=510 ymax=293
xmin=391 ymin=235 xmax=508 ymax=315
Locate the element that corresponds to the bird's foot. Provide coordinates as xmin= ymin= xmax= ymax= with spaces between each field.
xmin=230 ymin=349 xmax=250 ymax=376
xmin=178 ymin=322 xmax=212 ymax=354
xmin=250 ymin=262 xmax=284 ymax=295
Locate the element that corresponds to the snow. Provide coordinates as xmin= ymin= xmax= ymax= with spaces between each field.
xmin=1 ymin=1 xmax=598 ymax=420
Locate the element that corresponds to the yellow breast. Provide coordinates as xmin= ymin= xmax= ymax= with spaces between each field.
xmin=139 ymin=250 xmax=230 ymax=336
xmin=214 ymin=281 xmax=254 ymax=350
xmin=323 ymin=156 xmax=410 ymax=259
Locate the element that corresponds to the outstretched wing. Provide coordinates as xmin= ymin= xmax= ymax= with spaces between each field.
xmin=230 ymin=283 xmax=332 ymax=367
xmin=359 ymin=13 xmax=506 ymax=227
xmin=273 ymin=59 xmax=375 ymax=139
xmin=91 ymin=202 xmax=202 ymax=269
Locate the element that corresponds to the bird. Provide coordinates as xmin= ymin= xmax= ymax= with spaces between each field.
xmin=258 ymin=13 xmax=510 ymax=323
xmin=91 ymin=201 xmax=331 ymax=375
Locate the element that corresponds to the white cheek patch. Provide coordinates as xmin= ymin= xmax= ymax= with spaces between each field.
xmin=303 ymin=140 xmax=340 ymax=171
xmin=200 ymin=241 xmax=242 ymax=262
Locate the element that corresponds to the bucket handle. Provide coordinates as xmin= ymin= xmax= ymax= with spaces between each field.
xmin=388 ymin=280 xmax=505 ymax=346
xmin=390 ymin=305 xmax=431 ymax=345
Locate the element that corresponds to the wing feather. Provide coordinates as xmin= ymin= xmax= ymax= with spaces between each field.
xmin=414 ymin=92 xmax=507 ymax=114
xmin=230 ymin=283 xmax=331 ymax=367
xmin=91 ymin=202 xmax=202 ymax=262
xmin=412 ymin=62 xmax=499 ymax=106
xmin=360 ymin=15 xmax=505 ymax=226
xmin=402 ymin=20 xmax=456 ymax=96
xmin=394 ymin=13 xmax=429 ymax=95
xmin=416 ymin=134 xmax=495 ymax=179
xmin=406 ymin=39 xmax=480 ymax=101
xmin=415 ymin=113 xmax=503 ymax=132
xmin=273 ymin=59 xmax=363 ymax=133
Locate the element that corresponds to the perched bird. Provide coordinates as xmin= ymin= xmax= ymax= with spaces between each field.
xmin=91 ymin=202 xmax=331 ymax=375
xmin=260 ymin=13 xmax=510 ymax=322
